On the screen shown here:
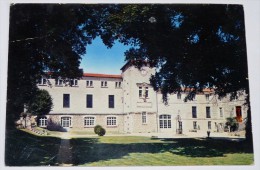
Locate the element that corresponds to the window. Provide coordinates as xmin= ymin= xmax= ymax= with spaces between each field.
xmin=192 ymin=106 xmax=197 ymax=118
xmin=208 ymin=121 xmax=211 ymax=130
xmin=38 ymin=77 xmax=47 ymax=85
xmin=107 ymin=117 xmax=117 ymax=126
xmin=109 ymin=95 xmax=114 ymax=108
xmin=86 ymin=94 xmax=93 ymax=108
xmin=101 ymin=81 xmax=107 ymax=87
xmin=236 ymin=106 xmax=242 ymax=122
xmin=145 ymin=87 xmax=149 ymax=97
xmin=138 ymin=86 xmax=149 ymax=98
xmin=205 ymin=94 xmax=210 ymax=101
xmin=61 ymin=117 xmax=71 ymax=127
xmin=70 ymin=79 xmax=78 ymax=86
xmin=206 ymin=107 xmax=211 ymax=118
xmin=115 ymin=82 xmax=122 ymax=88
xmin=193 ymin=121 xmax=197 ymax=129
xmin=159 ymin=115 xmax=171 ymax=128
xmin=55 ymin=79 xmax=63 ymax=86
xmin=39 ymin=117 xmax=47 ymax=127
xmin=139 ymin=87 xmax=142 ymax=97
xmin=84 ymin=117 xmax=95 ymax=127
xmin=86 ymin=80 xmax=93 ymax=87
xmin=142 ymin=112 xmax=147 ymax=124
xmin=177 ymin=93 xmax=181 ymax=99
xmin=63 ymin=94 xmax=70 ymax=108
xmin=219 ymin=107 xmax=223 ymax=118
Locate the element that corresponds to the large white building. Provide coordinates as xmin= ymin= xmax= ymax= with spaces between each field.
xmin=37 ymin=61 xmax=247 ymax=135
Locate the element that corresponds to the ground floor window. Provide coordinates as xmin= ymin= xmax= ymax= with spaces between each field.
xmin=208 ymin=121 xmax=211 ymax=130
xmin=159 ymin=114 xmax=171 ymax=128
xmin=61 ymin=117 xmax=71 ymax=127
xmin=107 ymin=117 xmax=117 ymax=126
xmin=193 ymin=121 xmax=197 ymax=129
xmin=84 ymin=117 xmax=95 ymax=127
xmin=39 ymin=117 xmax=47 ymax=127
xmin=142 ymin=112 xmax=147 ymax=124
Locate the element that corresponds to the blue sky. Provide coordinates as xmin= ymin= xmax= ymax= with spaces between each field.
xmin=80 ymin=37 xmax=132 ymax=74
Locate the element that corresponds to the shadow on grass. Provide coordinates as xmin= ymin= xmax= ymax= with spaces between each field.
xmin=5 ymin=129 xmax=254 ymax=166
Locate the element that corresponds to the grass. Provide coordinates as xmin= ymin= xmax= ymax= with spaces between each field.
xmin=5 ymin=129 xmax=254 ymax=166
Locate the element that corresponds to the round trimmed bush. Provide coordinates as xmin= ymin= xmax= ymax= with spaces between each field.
xmin=94 ymin=125 xmax=102 ymax=134
xmin=98 ymin=127 xmax=106 ymax=136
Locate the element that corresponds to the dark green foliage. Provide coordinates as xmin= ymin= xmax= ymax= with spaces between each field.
xmin=225 ymin=117 xmax=239 ymax=132
xmin=98 ymin=127 xmax=106 ymax=136
xmin=26 ymin=89 xmax=53 ymax=116
xmin=94 ymin=125 xmax=106 ymax=136
xmin=94 ymin=125 xmax=102 ymax=134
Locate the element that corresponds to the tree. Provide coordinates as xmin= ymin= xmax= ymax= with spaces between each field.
xmin=26 ymin=89 xmax=53 ymax=116
xmin=97 ymin=4 xmax=252 ymax=142
xmin=6 ymin=4 xmax=105 ymax=127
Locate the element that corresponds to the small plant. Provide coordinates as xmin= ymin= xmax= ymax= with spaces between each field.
xmin=94 ymin=125 xmax=106 ymax=136
xmin=98 ymin=127 xmax=106 ymax=136
xmin=94 ymin=125 xmax=102 ymax=134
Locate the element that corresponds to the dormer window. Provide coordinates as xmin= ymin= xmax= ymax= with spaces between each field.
xmin=115 ymin=82 xmax=121 ymax=88
xmin=101 ymin=81 xmax=107 ymax=88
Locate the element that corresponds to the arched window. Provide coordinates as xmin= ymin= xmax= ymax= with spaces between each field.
xmin=159 ymin=115 xmax=171 ymax=128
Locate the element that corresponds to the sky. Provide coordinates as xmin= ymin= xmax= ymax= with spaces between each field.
xmin=80 ymin=36 xmax=133 ymax=74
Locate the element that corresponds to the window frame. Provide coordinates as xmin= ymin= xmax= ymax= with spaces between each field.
xmin=193 ymin=121 xmax=197 ymax=130
xmin=159 ymin=114 xmax=172 ymax=129
xmin=86 ymin=80 xmax=93 ymax=87
xmin=107 ymin=116 xmax=117 ymax=126
xmin=61 ymin=117 xmax=72 ymax=128
xmin=192 ymin=106 xmax=197 ymax=118
xmin=206 ymin=106 xmax=211 ymax=118
xmin=63 ymin=94 xmax=70 ymax=108
xmin=108 ymin=95 xmax=115 ymax=108
xmin=142 ymin=112 xmax=147 ymax=124
xmin=208 ymin=121 xmax=212 ymax=130
xmin=101 ymin=81 xmax=108 ymax=88
xmin=39 ymin=117 xmax=47 ymax=127
xmin=84 ymin=116 xmax=95 ymax=127
xmin=86 ymin=94 xmax=93 ymax=108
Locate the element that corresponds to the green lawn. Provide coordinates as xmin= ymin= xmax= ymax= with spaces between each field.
xmin=5 ymin=129 xmax=254 ymax=166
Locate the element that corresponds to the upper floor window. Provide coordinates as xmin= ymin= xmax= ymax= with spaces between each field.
xmin=86 ymin=94 xmax=93 ymax=108
xmin=142 ymin=112 xmax=147 ymax=124
xmin=177 ymin=93 xmax=181 ymax=100
xmin=206 ymin=107 xmax=211 ymax=118
xmin=63 ymin=94 xmax=70 ymax=108
xmin=138 ymin=86 xmax=149 ymax=98
xmin=108 ymin=95 xmax=114 ymax=108
xmin=86 ymin=80 xmax=93 ymax=87
xmin=192 ymin=106 xmax=197 ymax=118
xmin=101 ymin=81 xmax=107 ymax=88
xmin=219 ymin=107 xmax=223 ymax=118
xmin=205 ymin=94 xmax=210 ymax=101
xmin=70 ymin=79 xmax=78 ymax=86
xmin=55 ymin=79 xmax=63 ymax=86
xmin=115 ymin=82 xmax=122 ymax=88
xmin=38 ymin=77 xmax=48 ymax=86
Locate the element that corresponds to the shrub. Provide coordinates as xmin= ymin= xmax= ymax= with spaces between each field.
xmin=94 ymin=125 xmax=102 ymax=134
xmin=98 ymin=127 xmax=106 ymax=136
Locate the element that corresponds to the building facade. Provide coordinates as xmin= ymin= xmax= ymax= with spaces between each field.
xmin=37 ymin=62 xmax=247 ymax=135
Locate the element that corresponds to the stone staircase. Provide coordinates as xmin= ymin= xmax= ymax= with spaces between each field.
xmin=30 ymin=127 xmax=47 ymax=136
